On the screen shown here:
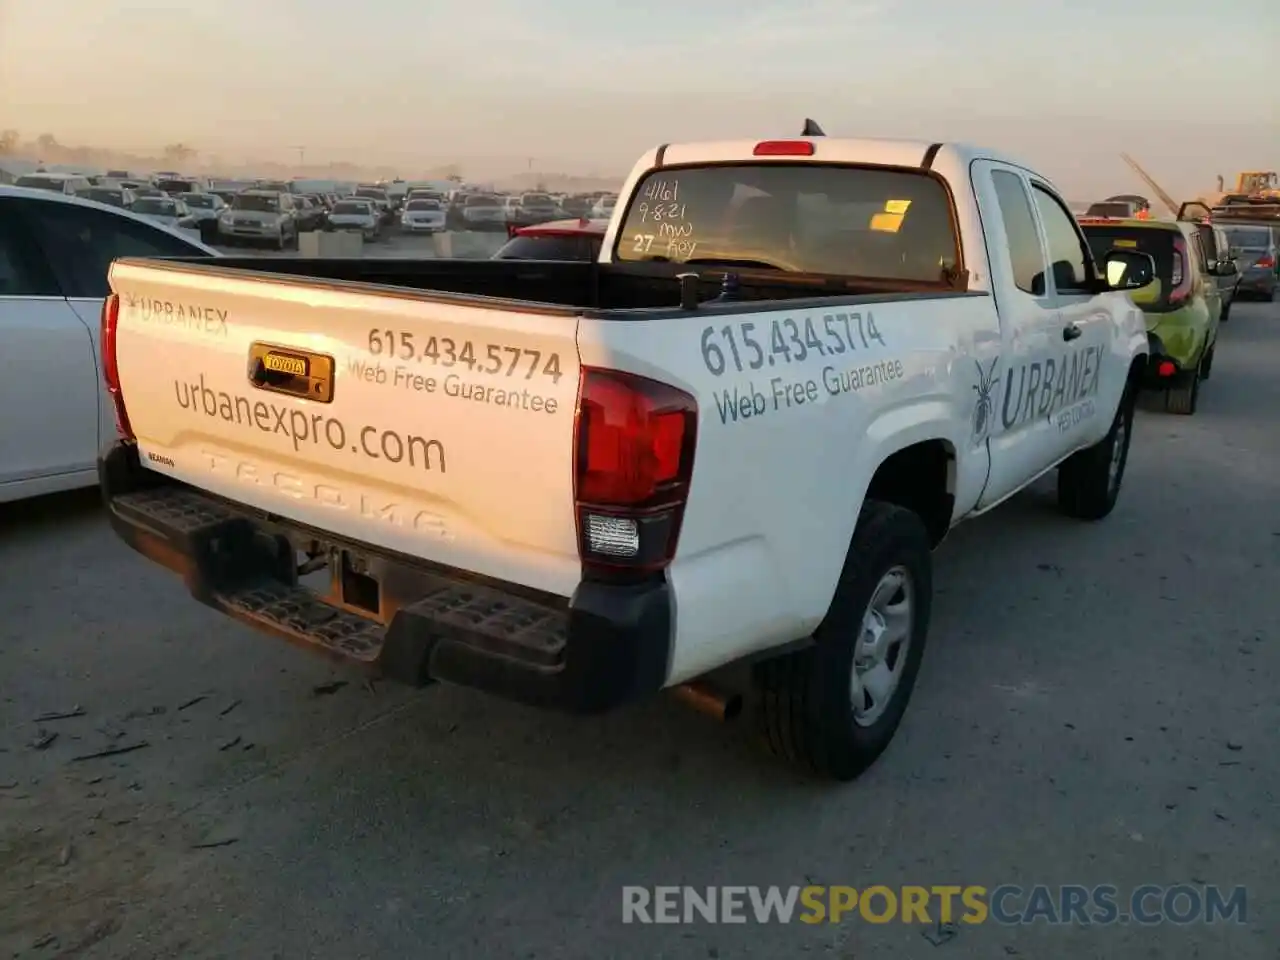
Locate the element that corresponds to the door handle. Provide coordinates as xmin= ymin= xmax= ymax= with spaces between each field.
xmin=1062 ymin=323 xmax=1082 ymax=342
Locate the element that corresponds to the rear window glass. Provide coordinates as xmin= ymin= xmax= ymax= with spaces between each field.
xmin=494 ymin=234 xmax=599 ymax=261
xmin=466 ymin=195 xmax=500 ymax=207
xmin=132 ymin=198 xmax=177 ymax=215
xmin=1085 ymin=202 xmax=1135 ymax=218
xmin=14 ymin=176 xmax=66 ymax=191
xmin=1081 ymin=226 xmax=1175 ymax=280
xmin=1221 ymin=226 xmax=1270 ymax=249
xmin=232 ymin=194 xmax=280 ymax=212
xmin=614 ymin=164 xmax=959 ymax=283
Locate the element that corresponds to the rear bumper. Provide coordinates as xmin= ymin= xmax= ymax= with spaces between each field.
xmin=98 ymin=442 xmax=672 ymax=714
xmin=1237 ymin=271 xmax=1276 ymax=297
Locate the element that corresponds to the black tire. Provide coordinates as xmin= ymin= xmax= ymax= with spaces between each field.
xmin=1164 ymin=360 xmax=1201 ymax=415
xmin=1267 ymin=287 xmax=1277 ymax=303
xmin=1057 ymin=380 xmax=1136 ymax=520
xmin=1220 ymin=301 xmax=1232 ymax=322
xmin=1200 ymin=344 xmax=1215 ymax=380
xmin=755 ymin=501 xmax=932 ymax=782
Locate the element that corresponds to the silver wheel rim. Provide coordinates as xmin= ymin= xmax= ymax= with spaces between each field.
xmin=1108 ymin=412 xmax=1128 ymax=493
xmin=851 ymin=566 xmax=914 ymax=727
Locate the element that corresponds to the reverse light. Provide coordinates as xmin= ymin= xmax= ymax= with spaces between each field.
xmin=1168 ymin=237 xmax=1192 ymax=307
xmin=573 ymin=368 xmax=697 ymax=578
xmin=753 ymin=140 xmax=816 ymax=157
xmin=100 ymin=293 xmax=135 ymax=441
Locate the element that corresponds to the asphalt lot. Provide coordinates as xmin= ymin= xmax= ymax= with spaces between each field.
xmin=1 ymin=299 xmax=1277 ymax=959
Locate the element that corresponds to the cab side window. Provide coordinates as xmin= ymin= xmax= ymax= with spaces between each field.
xmin=990 ymin=170 xmax=1047 ymax=296
xmin=1030 ymin=185 xmax=1092 ymax=295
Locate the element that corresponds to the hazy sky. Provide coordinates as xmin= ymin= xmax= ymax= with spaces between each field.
xmin=1 ymin=0 xmax=1276 ymax=194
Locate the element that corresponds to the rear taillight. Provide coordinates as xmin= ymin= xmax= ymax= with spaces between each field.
xmin=100 ymin=293 xmax=134 ymax=441
xmin=1168 ymin=238 xmax=1192 ymax=306
xmin=753 ymin=140 xmax=816 ymax=157
xmin=573 ymin=368 xmax=697 ymax=578
xmin=1255 ymin=254 xmax=1276 ymax=269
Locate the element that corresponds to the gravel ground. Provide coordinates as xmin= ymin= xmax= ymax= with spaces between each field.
xmin=0 ymin=300 xmax=1276 ymax=960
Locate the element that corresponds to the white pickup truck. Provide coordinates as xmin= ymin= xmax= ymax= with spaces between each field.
xmin=98 ymin=133 xmax=1157 ymax=781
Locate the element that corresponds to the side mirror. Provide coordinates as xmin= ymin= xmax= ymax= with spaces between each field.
xmin=1104 ymin=249 xmax=1156 ymax=290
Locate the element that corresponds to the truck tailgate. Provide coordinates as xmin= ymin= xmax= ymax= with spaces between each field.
xmin=108 ymin=260 xmax=583 ymax=596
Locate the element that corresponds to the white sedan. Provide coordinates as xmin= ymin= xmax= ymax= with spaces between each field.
xmin=399 ymin=198 xmax=446 ymax=233
xmin=0 ymin=186 xmax=217 ymax=502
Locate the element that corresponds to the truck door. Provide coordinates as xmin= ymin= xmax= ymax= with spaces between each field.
xmin=971 ymin=163 xmax=1064 ymax=509
xmin=1025 ymin=181 xmax=1124 ymax=459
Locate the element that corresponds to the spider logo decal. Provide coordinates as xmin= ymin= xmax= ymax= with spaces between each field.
xmin=972 ymin=358 xmax=999 ymax=440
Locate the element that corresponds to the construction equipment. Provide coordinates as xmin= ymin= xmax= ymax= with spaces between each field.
xmin=1119 ymin=153 xmax=1180 ymax=218
xmin=1232 ymin=171 xmax=1279 ymax=197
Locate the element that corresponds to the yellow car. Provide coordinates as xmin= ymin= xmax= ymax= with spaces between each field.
xmin=1079 ymin=218 xmax=1230 ymax=415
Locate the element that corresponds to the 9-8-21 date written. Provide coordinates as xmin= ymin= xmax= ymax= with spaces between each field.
xmin=367 ymin=329 xmax=564 ymax=383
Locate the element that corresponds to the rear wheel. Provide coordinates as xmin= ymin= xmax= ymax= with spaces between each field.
xmin=1200 ymin=344 xmax=1215 ymax=380
xmin=1057 ymin=381 xmax=1136 ymax=520
xmin=1220 ymin=301 xmax=1232 ymax=322
xmin=1164 ymin=359 xmax=1201 ymax=415
xmin=755 ymin=501 xmax=932 ymax=782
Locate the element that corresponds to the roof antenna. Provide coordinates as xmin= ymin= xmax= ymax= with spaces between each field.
xmin=801 ymin=118 xmax=825 ymax=137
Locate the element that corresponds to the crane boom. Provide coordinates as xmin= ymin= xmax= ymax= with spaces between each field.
xmin=1120 ymin=153 xmax=1180 ymax=218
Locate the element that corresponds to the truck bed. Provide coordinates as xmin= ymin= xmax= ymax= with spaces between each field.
xmin=151 ymin=256 xmax=969 ymax=316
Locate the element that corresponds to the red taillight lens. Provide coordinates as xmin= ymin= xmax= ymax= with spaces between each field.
xmin=752 ymin=140 xmax=815 ymax=157
xmin=574 ymin=368 xmax=697 ymax=575
xmin=1157 ymin=360 xmax=1176 ymax=378
xmin=100 ymin=293 xmax=134 ymax=441
xmin=1255 ymin=255 xmax=1276 ymax=269
xmin=1168 ymin=238 xmax=1192 ymax=306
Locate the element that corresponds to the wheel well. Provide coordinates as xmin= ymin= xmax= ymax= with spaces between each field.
xmin=1127 ymin=356 xmax=1145 ymax=394
xmin=864 ymin=440 xmax=955 ymax=547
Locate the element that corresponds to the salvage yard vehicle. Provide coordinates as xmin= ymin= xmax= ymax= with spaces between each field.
xmin=1215 ymin=216 xmax=1279 ymax=302
xmin=216 ymin=190 xmax=299 ymax=250
xmin=399 ymin=198 xmax=447 ymax=234
xmin=494 ymin=217 xmax=608 ymax=260
xmin=0 ymin=186 xmax=214 ymax=503
xmin=1079 ymin=217 xmax=1226 ymax=415
xmin=97 ymin=132 xmax=1154 ymax=781
xmin=325 ymin=199 xmax=382 ymax=241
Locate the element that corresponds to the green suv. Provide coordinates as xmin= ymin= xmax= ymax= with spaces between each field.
xmin=1080 ymin=218 xmax=1230 ymax=415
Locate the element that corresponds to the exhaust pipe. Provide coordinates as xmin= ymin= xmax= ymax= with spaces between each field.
xmin=672 ymin=680 xmax=743 ymax=722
